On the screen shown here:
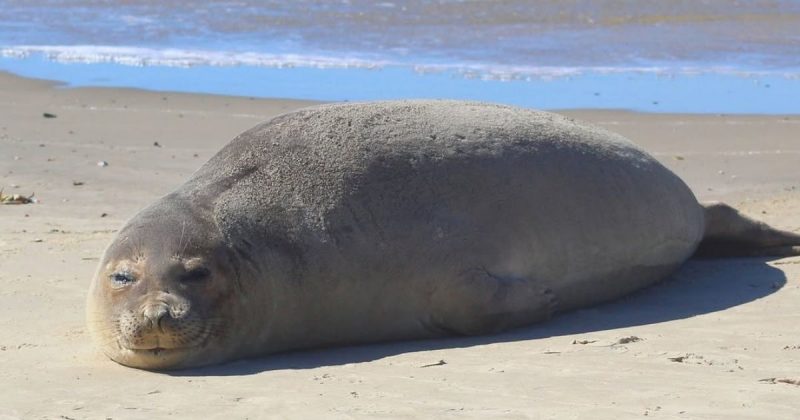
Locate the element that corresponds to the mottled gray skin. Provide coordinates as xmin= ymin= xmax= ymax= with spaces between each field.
xmin=87 ymin=100 xmax=799 ymax=370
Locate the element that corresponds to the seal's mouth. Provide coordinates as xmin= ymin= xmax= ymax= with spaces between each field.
xmin=116 ymin=328 xmax=212 ymax=358
xmin=118 ymin=340 xmax=191 ymax=357
xmin=127 ymin=345 xmax=188 ymax=356
xmin=110 ymin=326 xmax=217 ymax=369
xmin=145 ymin=347 xmax=167 ymax=356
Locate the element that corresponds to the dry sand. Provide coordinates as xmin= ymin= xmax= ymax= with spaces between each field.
xmin=1 ymin=71 xmax=798 ymax=419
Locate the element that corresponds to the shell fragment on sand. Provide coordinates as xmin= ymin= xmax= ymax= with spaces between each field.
xmin=0 ymin=190 xmax=37 ymax=204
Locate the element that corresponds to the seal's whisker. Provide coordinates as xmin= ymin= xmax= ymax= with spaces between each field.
xmin=179 ymin=220 xmax=189 ymax=258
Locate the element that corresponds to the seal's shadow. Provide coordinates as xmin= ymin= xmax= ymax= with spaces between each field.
xmin=170 ymin=258 xmax=787 ymax=377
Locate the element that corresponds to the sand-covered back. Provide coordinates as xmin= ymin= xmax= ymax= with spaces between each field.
xmin=1 ymin=72 xmax=798 ymax=418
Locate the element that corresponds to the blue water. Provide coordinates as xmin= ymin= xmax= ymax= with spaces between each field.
xmin=1 ymin=0 xmax=799 ymax=114
xmin=3 ymin=56 xmax=793 ymax=114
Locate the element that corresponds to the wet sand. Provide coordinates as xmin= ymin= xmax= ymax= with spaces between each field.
xmin=1 ymin=71 xmax=799 ymax=418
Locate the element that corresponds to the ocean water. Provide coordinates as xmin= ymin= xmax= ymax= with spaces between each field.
xmin=1 ymin=0 xmax=799 ymax=113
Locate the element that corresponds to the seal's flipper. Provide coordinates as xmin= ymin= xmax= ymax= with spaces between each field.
xmin=428 ymin=268 xmax=558 ymax=336
xmin=695 ymin=202 xmax=800 ymax=258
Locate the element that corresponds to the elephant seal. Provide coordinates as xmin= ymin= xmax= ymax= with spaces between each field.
xmin=87 ymin=100 xmax=800 ymax=370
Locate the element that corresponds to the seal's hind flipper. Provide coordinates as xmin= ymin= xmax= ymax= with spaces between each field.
xmin=428 ymin=268 xmax=558 ymax=336
xmin=695 ymin=202 xmax=800 ymax=258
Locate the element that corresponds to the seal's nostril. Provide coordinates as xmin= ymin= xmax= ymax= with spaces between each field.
xmin=142 ymin=305 xmax=169 ymax=332
xmin=156 ymin=312 xmax=169 ymax=332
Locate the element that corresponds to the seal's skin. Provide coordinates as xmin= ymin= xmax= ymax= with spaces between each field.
xmin=87 ymin=100 xmax=786 ymax=370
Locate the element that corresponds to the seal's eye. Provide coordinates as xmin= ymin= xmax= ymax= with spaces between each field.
xmin=110 ymin=271 xmax=135 ymax=285
xmin=180 ymin=267 xmax=210 ymax=283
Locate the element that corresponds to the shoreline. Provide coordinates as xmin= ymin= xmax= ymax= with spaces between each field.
xmin=2 ymin=57 xmax=799 ymax=115
xmin=1 ymin=70 xmax=799 ymax=418
xmin=4 ymin=68 xmax=800 ymax=117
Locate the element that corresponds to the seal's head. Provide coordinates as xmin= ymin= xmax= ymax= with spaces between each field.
xmin=87 ymin=196 xmax=250 ymax=370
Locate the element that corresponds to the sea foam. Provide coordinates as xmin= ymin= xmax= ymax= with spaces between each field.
xmin=3 ymin=45 xmax=797 ymax=82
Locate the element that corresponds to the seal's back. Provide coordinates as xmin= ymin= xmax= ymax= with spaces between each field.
xmin=184 ymin=101 xmax=704 ymax=338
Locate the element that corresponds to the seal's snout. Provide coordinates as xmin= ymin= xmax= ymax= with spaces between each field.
xmin=136 ymin=295 xmax=192 ymax=335
xmin=142 ymin=303 xmax=169 ymax=332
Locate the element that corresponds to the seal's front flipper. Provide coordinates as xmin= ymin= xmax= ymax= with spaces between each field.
xmin=428 ymin=268 xmax=558 ymax=336
xmin=695 ymin=202 xmax=800 ymax=258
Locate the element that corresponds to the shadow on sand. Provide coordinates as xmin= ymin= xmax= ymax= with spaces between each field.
xmin=170 ymin=257 xmax=786 ymax=377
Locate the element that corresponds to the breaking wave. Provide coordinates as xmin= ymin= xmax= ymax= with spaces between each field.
xmin=3 ymin=45 xmax=797 ymax=82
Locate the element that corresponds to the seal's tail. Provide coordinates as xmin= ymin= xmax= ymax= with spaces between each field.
xmin=694 ymin=202 xmax=800 ymax=258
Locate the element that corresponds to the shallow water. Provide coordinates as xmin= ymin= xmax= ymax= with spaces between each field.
xmin=1 ymin=0 xmax=799 ymax=113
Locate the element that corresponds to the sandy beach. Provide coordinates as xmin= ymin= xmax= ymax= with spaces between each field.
xmin=1 ymin=71 xmax=799 ymax=418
